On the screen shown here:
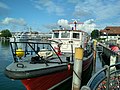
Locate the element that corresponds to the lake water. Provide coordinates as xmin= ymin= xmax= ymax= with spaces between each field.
xmin=0 ymin=40 xmax=26 ymax=90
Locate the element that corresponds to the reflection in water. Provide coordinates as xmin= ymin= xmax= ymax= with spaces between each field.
xmin=0 ymin=40 xmax=10 ymax=47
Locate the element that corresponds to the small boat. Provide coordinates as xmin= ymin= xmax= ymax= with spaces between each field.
xmin=5 ymin=20 xmax=94 ymax=90
xmin=5 ymin=41 xmax=73 ymax=90
xmin=10 ymin=31 xmax=52 ymax=42
xmin=10 ymin=32 xmax=31 ymax=42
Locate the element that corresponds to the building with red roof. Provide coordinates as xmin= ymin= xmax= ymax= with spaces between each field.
xmin=100 ymin=26 xmax=120 ymax=44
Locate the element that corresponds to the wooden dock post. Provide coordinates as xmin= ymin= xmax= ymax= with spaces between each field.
xmin=72 ymin=47 xmax=84 ymax=90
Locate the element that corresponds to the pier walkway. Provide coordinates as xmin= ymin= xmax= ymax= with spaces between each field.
xmin=81 ymin=43 xmax=120 ymax=90
xmin=95 ymin=51 xmax=103 ymax=73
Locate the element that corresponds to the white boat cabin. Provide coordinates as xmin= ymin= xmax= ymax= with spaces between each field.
xmin=50 ymin=30 xmax=89 ymax=53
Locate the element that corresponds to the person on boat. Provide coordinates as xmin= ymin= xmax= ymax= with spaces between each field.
xmin=56 ymin=44 xmax=62 ymax=56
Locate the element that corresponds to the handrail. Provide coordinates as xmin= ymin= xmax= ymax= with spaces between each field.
xmin=10 ymin=42 xmax=66 ymax=66
xmin=81 ymin=62 xmax=120 ymax=90
xmin=87 ymin=66 xmax=107 ymax=89
xmin=98 ymin=42 xmax=120 ymax=56
xmin=81 ymin=42 xmax=120 ymax=90
xmin=87 ymin=67 xmax=106 ymax=85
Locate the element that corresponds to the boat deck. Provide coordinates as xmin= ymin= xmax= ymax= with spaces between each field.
xmin=6 ymin=55 xmax=71 ymax=71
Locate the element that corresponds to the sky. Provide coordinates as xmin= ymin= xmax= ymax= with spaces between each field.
xmin=0 ymin=0 xmax=120 ymax=33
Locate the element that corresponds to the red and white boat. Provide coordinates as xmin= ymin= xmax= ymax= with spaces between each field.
xmin=5 ymin=20 xmax=94 ymax=90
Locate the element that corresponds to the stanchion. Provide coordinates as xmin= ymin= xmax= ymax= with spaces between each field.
xmin=104 ymin=65 xmax=110 ymax=90
xmin=110 ymin=55 xmax=116 ymax=71
xmin=93 ymin=40 xmax=97 ymax=74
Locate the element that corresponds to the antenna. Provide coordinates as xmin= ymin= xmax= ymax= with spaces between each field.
xmin=68 ymin=19 xmax=84 ymax=24
xmin=68 ymin=19 xmax=84 ymax=30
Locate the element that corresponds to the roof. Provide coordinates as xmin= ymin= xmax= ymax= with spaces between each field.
xmin=100 ymin=26 xmax=120 ymax=34
xmin=52 ymin=30 xmax=86 ymax=33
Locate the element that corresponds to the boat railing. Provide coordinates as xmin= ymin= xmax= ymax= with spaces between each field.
xmin=10 ymin=41 xmax=71 ymax=66
xmin=81 ymin=62 xmax=120 ymax=90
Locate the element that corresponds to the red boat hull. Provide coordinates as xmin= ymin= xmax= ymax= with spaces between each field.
xmin=21 ymin=54 xmax=93 ymax=90
xmin=21 ymin=69 xmax=72 ymax=90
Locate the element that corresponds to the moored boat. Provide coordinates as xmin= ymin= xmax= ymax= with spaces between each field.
xmin=5 ymin=42 xmax=73 ymax=90
xmin=5 ymin=20 xmax=94 ymax=90
xmin=10 ymin=31 xmax=52 ymax=42
xmin=49 ymin=20 xmax=94 ymax=86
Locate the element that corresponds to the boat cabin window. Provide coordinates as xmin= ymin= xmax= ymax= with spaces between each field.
xmin=53 ymin=33 xmax=59 ymax=38
xmin=73 ymin=33 xmax=79 ymax=39
xmin=61 ymin=32 xmax=70 ymax=38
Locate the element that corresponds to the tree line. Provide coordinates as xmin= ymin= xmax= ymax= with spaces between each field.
xmin=0 ymin=29 xmax=12 ymax=38
xmin=0 ymin=29 xmax=101 ymax=39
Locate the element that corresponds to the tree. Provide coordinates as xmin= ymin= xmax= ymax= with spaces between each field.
xmin=0 ymin=29 xmax=12 ymax=38
xmin=91 ymin=29 xmax=100 ymax=39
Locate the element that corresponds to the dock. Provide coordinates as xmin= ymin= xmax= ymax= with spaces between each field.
xmin=80 ymin=42 xmax=120 ymax=90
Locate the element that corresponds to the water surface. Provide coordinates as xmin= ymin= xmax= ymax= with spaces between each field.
xmin=0 ymin=40 xmax=25 ymax=90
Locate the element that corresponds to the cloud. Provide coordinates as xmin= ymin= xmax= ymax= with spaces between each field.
xmin=32 ymin=0 xmax=64 ymax=16
xmin=0 ymin=2 xmax=9 ymax=9
xmin=85 ymin=0 xmax=120 ymax=21
xmin=82 ymin=19 xmax=96 ymax=33
xmin=0 ymin=17 xmax=26 ymax=26
xmin=56 ymin=19 xmax=96 ymax=33
xmin=0 ymin=2 xmax=10 ymax=16
xmin=32 ymin=0 xmax=120 ymax=22
xmin=57 ymin=19 xmax=71 ymax=29
xmin=58 ymin=19 xmax=68 ymax=27
xmin=73 ymin=4 xmax=91 ymax=17
xmin=84 ymin=19 xmax=95 ymax=24
xmin=72 ymin=0 xmax=120 ymax=20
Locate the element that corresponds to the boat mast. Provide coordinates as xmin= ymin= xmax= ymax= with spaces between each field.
xmin=69 ymin=19 xmax=84 ymax=30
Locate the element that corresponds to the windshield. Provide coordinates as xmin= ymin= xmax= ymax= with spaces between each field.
xmin=53 ymin=33 xmax=59 ymax=38
xmin=10 ymin=42 xmax=64 ymax=65
xmin=73 ymin=33 xmax=79 ymax=39
xmin=61 ymin=32 xmax=70 ymax=38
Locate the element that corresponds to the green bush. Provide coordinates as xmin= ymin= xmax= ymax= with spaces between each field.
xmin=0 ymin=29 xmax=12 ymax=38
